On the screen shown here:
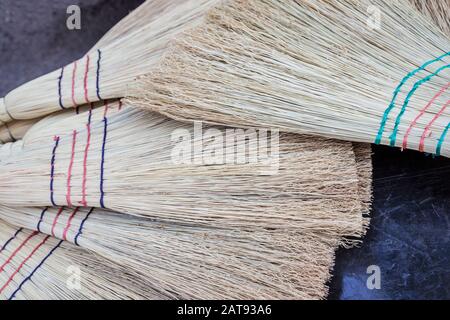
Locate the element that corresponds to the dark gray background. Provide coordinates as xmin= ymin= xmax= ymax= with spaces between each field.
xmin=0 ymin=0 xmax=448 ymax=300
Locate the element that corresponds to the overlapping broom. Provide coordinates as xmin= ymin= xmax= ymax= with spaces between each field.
xmin=0 ymin=103 xmax=367 ymax=236
xmin=0 ymin=0 xmax=218 ymax=122
xmin=0 ymin=205 xmax=344 ymax=299
xmin=0 ymin=220 xmax=159 ymax=300
xmin=0 ymin=103 xmax=375 ymax=298
xmin=127 ymin=0 xmax=450 ymax=156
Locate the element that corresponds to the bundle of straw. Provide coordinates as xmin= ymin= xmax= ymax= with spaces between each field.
xmin=128 ymin=0 xmax=450 ymax=156
xmin=411 ymin=0 xmax=450 ymax=36
xmin=0 ymin=0 xmax=392 ymax=300
xmin=0 ymin=205 xmax=344 ymax=299
xmin=0 ymin=220 xmax=159 ymax=300
xmin=0 ymin=119 xmax=40 ymax=144
xmin=0 ymin=0 xmax=374 ymax=225
xmin=0 ymin=103 xmax=367 ymax=236
xmin=1 ymin=0 xmax=219 ymax=122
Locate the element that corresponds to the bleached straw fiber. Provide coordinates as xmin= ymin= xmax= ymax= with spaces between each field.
xmin=411 ymin=0 xmax=450 ymax=36
xmin=0 ymin=0 xmax=219 ymax=122
xmin=0 ymin=205 xmax=343 ymax=299
xmin=128 ymin=0 xmax=450 ymax=157
xmin=0 ymin=220 xmax=162 ymax=300
xmin=0 ymin=102 xmax=368 ymax=237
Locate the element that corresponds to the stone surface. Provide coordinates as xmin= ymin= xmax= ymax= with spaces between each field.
xmin=0 ymin=0 xmax=448 ymax=300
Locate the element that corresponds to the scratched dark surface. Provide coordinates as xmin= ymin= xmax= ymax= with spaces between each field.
xmin=0 ymin=0 xmax=449 ymax=300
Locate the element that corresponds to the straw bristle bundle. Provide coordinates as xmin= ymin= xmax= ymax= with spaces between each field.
xmin=0 ymin=205 xmax=345 ymax=299
xmin=0 ymin=220 xmax=161 ymax=299
xmin=129 ymin=0 xmax=450 ymax=156
xmin=91 ymin=0 xmax=192 ymax=51
xmin=0 ymin=119 xmax=40 ymax=144
xmin=1 ymin=0 xmax=218 ymax=122
xmin=411 ymin=0 xmax=450 ymax=36
xmin=0 ymin=105 xmax=367 ymax=237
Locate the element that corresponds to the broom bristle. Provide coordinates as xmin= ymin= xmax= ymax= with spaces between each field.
xmin=90 ymin=0 xmax=192 ymax=52
xmin=128 ymin=0 xmax=450 ymax=156
xmin=0 ymin=220 xmax=162 ymax=299
xmin=411 ymin=0 xmax=450 ymax=36
xmin=1 ymin=0 xmax=219 ymax=122
xmin=22 ymin=100 xmax=122 ymax=147
xmin=0 ymin=119 xmax=41 ymax=144
xmin=0 ymin=205 xmax=345 ymax=299
xmin=0 ymin=104 xmax=367 ymax=236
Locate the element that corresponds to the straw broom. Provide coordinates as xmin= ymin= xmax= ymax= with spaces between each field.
xmin=0 ymin=103 xmax=367 ymax=236
xmin=0 ymin=220 xmax=161 ymax=300
xmin=0 ymin=205 xmax=346 ymax=299
xmin=128 ymin=0 xmax=450 ymax=157
xmin=0 ymin=0 xmax=374 ymax=214
xmin=21 ymin=101 xmax=120 ymax=147
xmin=0 ymin=102 xmax=371 ymax=299
xmin=0 ymin=119 xmax=40 ymax=144
xmin=0 ymin=0 xmax=219 ymax=122
xmin=411 ymin=0 xmax=450 ymax=36
xmin=15 ymin=99 xmax=373 ymax=233
xmin=0 ymin=0 xmax=181 ymax=126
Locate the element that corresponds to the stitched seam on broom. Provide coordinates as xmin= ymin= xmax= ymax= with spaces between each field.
xmin=58 ymin=67 xmax=65 ymax=109
xmin=63 ymin=207 xmax=79 ymax=241
xmin=0 ymin=235 xmax=50 ymax=295
xmin=402 ymin=82 xmax=450 ymax=149
xmin=0 ymin=231 xmax=38 ymax=273
xmin=74 ymin=207 xmax=94 ymax=246
xmin=100 ymin=101 xmax=109 ymax=209
xmin=81 ymin=106 xmax=93 ymax=207
xmin=36 ymin=208 xmax=48 ymax=233
xmin=51 ymin=207 xmax=64 ymax=237
xmin=8 ymin=240 xmax=63 ymax=300
xmin=71 ymin=60 xmax=78 ymax=107
xmin=84 ymin=54 xmax=91 ymax=104
xmin=420 ymin=100 xmax=450 ymax=152
xmin=50 ymin=136 xmax=60 ymax=206
xmin=390 ymin=64 xmax=450 ymax=147
xmin=66 ymin=130 xmax=78 ymax=207
xmin=96 ymin=49 xmax=102 ymax=100
xmin=375 ymin=52 xmax=450 ymax=145
xmin=0 ymin=229 xmax=23 ymax=253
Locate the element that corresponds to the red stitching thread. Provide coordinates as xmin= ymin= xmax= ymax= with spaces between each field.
xmin=71 ymin=61 xmax=78 ymax=107
xmin=83 ymin=55 xmax=91 ymax=104
xmin=66 ymin=130 xmax=78 ymax=207
xmin=402 ymin=82 xmax=450 ymax=150
xmin=62 ymin=207 xmax=79 ymax=241
xmin=81 ymin=106 xmax=93 ymax=207
xmin=0 ymin=231 xmax=38 ymax=273
xmin=419 ymin=99 xmax=450 ymax=152
xmin=51 ymin=207 xmax=65 ymax=237
xmin=0 ymin=235 xmax=50 ymax=295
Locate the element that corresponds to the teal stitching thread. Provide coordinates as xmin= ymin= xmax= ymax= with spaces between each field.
xmin=389 ymin=64 xmax=450 ymax=146
xmin=436 ymin=123 xmax=450 ymax=156
xmin=374 ymin=52 xmax=450 ymax=145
